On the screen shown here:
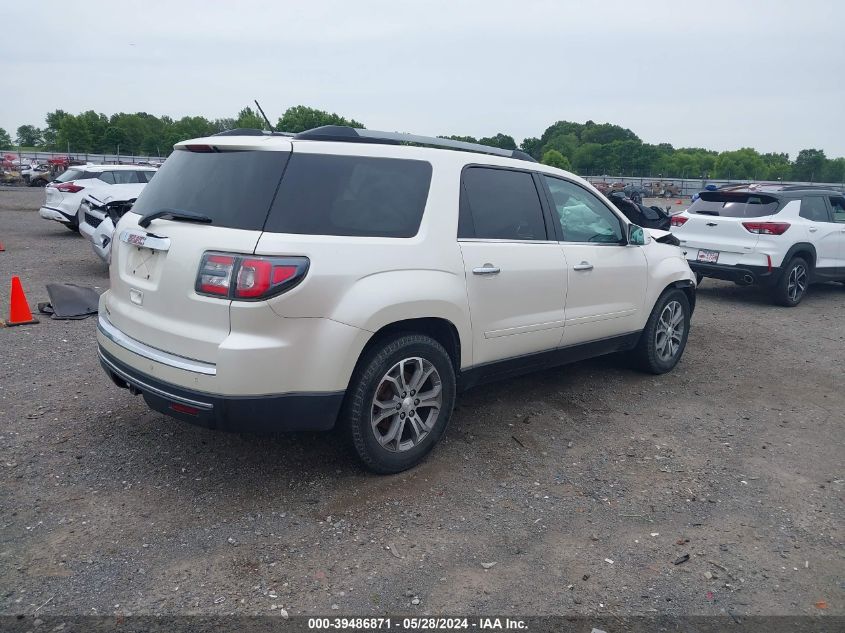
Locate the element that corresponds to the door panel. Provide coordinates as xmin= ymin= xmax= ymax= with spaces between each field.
xmin=801 ymin=196 xmax=838 ymax=275
xmin=559 ymin=244 xmax=647 ymax=346
xmin=827 ymin=196 xmax=845 ymax=276
xmin=460 ymin=241 xmax=567 ymax=365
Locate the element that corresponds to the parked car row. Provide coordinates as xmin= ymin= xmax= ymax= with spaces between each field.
xmin=35 ymin=128 xmax=844 ymax=474
xmin=38 ymin=164 xmax=156 ymax=260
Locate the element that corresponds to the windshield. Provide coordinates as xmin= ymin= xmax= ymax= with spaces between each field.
xmin=131 ymin=149 xmax=290 ymax=230
xmin=689 ymin=192 xmax=780 ymax=218
xmin=55 ymin=169 xmax=91 ymax=183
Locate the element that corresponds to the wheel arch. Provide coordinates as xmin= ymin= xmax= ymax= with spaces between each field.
xmin=669 ymin=279 xmax=696 ymax=314
xmin=356 ymin=317 xmax=462 ymax=375
xmin=781 ymin=242 xmax=816 ymax=270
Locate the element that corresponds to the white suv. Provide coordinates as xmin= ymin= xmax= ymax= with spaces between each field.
xmin=96 ymin=127 xmax=696 ymax=473
xmin=670 ymin=186 xmax=845 ymax=305
xmin=39 ymin=164 xmax=156 ymax=231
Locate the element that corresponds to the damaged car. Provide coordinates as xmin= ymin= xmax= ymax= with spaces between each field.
xmin=78 ymin=185 xmax=146 ymax=264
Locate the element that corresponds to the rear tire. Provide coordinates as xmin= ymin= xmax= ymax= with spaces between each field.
xmin=632 ymin=288 xmax=691 ymax=374
xmin=771 ymin=257 xmax=809 ymax=306
xmin=341 ymin=333 xmax=456 ymax=474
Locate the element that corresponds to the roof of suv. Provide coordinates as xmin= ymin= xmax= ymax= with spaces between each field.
xmin=715 ymin=184 xmax=844 ymax=197
xmin=80 ymin=164 xmax=157 ymax=172
xmin=202 ymin=125 xmax=537 ymax=163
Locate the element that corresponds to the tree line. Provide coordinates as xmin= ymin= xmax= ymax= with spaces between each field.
xmin=1 ymin=106 xmax=842 ymax=183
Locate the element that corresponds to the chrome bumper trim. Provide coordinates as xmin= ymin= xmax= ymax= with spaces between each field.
xmin=98 ymin=350 xmax=213 ymax=411
xmin=97 ymin=312 xmax=217 ymax=376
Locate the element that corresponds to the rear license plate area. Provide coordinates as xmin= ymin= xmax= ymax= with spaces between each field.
xmin=697 ymin=249 xmax=720 ymax=264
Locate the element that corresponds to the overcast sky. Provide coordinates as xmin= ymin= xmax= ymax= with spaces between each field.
xmin=2 ymin=0 xmax=844 ymax=157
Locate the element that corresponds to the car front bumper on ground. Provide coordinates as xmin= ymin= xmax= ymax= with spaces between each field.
xmin=688 ymin=261 xmax=780 ymax=287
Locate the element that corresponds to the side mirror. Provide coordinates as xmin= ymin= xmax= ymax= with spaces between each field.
xmin=628 ymin=224 xmax=649 ymax=246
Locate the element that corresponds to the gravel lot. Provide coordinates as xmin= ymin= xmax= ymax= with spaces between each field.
xmin=1 ymin=187 xmax=843 ymax=618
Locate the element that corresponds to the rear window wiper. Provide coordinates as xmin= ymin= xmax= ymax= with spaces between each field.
xmin=138 ymin=208 xmax=213 ymax=228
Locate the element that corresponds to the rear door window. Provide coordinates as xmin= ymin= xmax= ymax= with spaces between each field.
xmin=689 ymin=192 xmax=780 ymax=218
xmin=828 ymin=196 xmax=845 ymax=223
xmin=109 ymin=170 xmax=145 ymax=184
xmin=56 ymin=169 xmax=96 ymax=183
xmin=460 ymin=167 xmax=547 ymax=240
xmin=265 ymin=154 xmax=432 ymax=237
xmin=130 ymin=149 xmax=290 ymax=230
xmin=799 ymin=196 xmax=832 ymax=222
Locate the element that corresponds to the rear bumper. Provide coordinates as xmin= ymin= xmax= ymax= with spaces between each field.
xmin=39 ymin=205 xmax=74 ymax=224
xmin=688 ymin=261 xmax=779 ymax=287
xmin=98 ymin=346 xmax=344 ymax=433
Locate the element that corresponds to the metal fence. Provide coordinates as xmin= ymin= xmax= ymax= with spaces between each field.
xmin=584 ymin=175 xmax=845 ymax=197
xmin=3 ymin=149 xmax=167 ymax=165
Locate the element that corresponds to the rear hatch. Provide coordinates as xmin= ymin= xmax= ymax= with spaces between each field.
xmin=104 ymin=140 xmax=291 ymax=362
xmin=45 ymin=167 xmax=91 ymax=206
xmin=671 ymin=191 xmax=781 ymax=265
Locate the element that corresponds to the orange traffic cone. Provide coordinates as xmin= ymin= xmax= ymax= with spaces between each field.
xmin=675 ymin=199 xmax=682 ymax=205
xmin=0 ymin=241 xmax=5 ymax=252
xmin=4 ymin=276 xmax=39 ymax=326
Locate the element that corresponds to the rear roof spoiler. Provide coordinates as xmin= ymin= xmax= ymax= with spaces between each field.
xmin=212 ymin=128 xmax=294 ymax=137
xmin=293 ymin=125 xmax=537 ymax=163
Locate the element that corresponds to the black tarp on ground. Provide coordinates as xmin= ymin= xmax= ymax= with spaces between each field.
xmin=37 ymin=283 xmax=100 ymax=320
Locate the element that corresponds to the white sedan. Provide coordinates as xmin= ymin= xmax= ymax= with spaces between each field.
xmin=39 ymin=164 xmax=156 ymax=231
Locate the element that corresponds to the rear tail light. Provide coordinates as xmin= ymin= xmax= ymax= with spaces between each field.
xmin=741 ymin=222 xmax=790 ymax=235
xmin=670 ymin=215 xmax=688 ymax=227
xmin=56 ymin=182 xmax=84 ymax=193
xmin=195 ymin=252 xmax=309 ymax=300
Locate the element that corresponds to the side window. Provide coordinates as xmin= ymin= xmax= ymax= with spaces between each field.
xmin=543 ymin=175 xmax=624 ymax=243
xmin=460 ymin=167 xmax=547 ymax=240
xmin=829 ymin=196 xmax=845 ymax=223
xmin=111 ymin=171 xmax=143 ymax=184
xmin=265 ymin=154 xmax=432 ymax=238
xmin=97 ymin=171 xmax=116 ymax=185
xmin=799 ymin=196 xmax=831 ymax=222
xmin=140 ymin=171 xmax=156 ymax=183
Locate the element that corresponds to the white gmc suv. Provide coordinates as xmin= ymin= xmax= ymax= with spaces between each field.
xmin=671 ymin=186 xmax=845 ymax=305
xmin=96 ymin=126 xmax=696 ymax=473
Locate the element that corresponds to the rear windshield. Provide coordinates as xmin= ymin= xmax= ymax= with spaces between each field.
xmin=689 ymin=192 xmax=780 ymax=218
xmin=55 ymin=169 xmax=96 ymax=183
xmin=264 ymin=154 xmax=432 ymax=237
xmin=130 ymin=149 xmax=289 ymax=230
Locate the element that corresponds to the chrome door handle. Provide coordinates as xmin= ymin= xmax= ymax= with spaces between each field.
xmin=573 ymin=261 xmax=594 ymax=271
xmin=808 ymin=227 xmax=818 ymax=232
xmin=473 ymin=265 xmax=501 ymax=275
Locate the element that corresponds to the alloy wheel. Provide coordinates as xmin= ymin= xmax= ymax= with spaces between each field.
xmin=655 ymin=300 xmax=685 ymax=362
xmin=787 ymin=264 xmax=807 ymax=303
xmin=370 ymin=357 xmax=442 ymax=452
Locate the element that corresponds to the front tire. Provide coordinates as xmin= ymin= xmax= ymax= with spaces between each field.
xmin=771 ymin=257 xmax=809 ymax=306
xmin=341 ymin=333 xmax=456 ymax=474
xmin=633 ymin=289 xmax=691 ymax=374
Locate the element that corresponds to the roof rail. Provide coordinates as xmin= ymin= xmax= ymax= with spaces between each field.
xmin=211 ymin=128 xmax=294 ymax=137
xmin=293 ymin=125 xmax=537 ymax=163
xmin=779 ymin=184 xmax=843 ymax=192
